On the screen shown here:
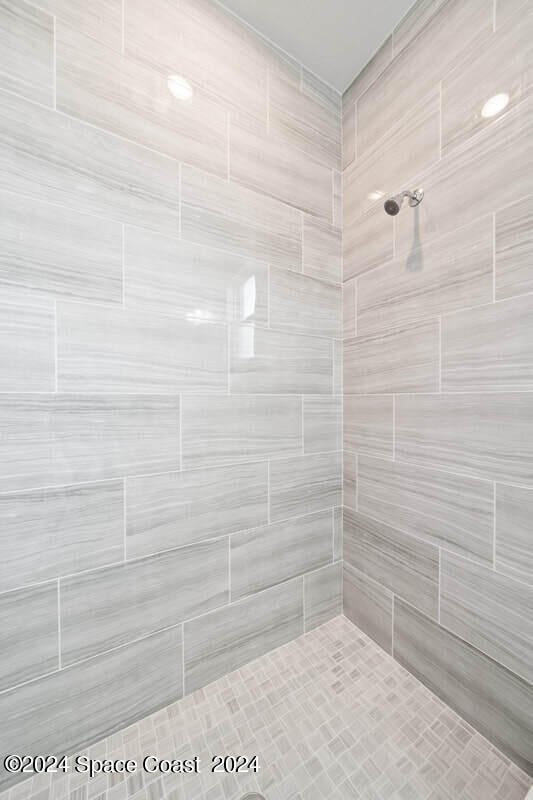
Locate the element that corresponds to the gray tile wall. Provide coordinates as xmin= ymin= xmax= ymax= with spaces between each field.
xmin=343 ymin=0 xmax=533 ymax=775
xmin=0 ymin=0 xmax=341 ymax=787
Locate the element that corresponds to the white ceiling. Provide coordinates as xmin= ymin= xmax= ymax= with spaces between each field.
xmin=218 ymin=0 xmax=415 ymax=93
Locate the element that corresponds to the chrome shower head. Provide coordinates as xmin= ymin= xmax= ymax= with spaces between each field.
xmin=384 ymin=189 xmax=424 ymax=216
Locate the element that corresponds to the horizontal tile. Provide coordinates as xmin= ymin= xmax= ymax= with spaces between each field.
xmin=184 ymin=578 xmax=303 ymax=693
xmin=0 ymin=582 xmax=57 ymax=692
xmin=37 ymin=0 xmax=121 ymax=49
xmin=495 ymin=195 xmax=533 ymax=300
xmin=57 ymin=23 xmax=227 ymax=177
xmin=0 ymin=627 xmax=182 ymax=791
xmin=0 ymin=481 xmax=124 ymax=593
xmin=396 ymin=393 xmax=533 ymax=485
xmin=124 ymin=227 xmax=268 ymax=325
xmin=304 ymin=562 xmax=342 ymax=632
xmin=0 ymin=288 xmax=54 ymax=391
xmin=0 ymin=0 xmax=53 ymax=105
xmin=358 ymin=216 xmax=493 ymax=336
xmin=229 ymin=324 xmax=332 ymax=394
xmin=342 ymin=279 xmax=356 ymax=340
xmin=358 ymin=456 xmax=493 ymax=565
xmin=343 ymin=561 xmax=392 ymax=654
xmin=344 ymin=320 xmax=439 ymax=394
xmin=0 ymin=394 xmax=178 ymax=492
xmin=0 ymin=191 xmax=122 ymax=303
xmin=181 ymin=394 xmax=302 ymax=468
xmin=496 ymin=483 xmax=533 ymax=586
xmin=126 ymin=462 xmax=268 ymax=559
xmin=181 ymin=165 xmax=301 ymax=271
xmin=441 ymin=551 xmax=533 ymax=683
xmin=443 ymin=294 xmax=533 ymax=391
xmin=303 ymin=396 xmax=342 ymax=454
xmin=269 ymin=452 xmax=342 ymax=522
xmin=61 ymin=537 xmax=227 ymax=665
xmin=57 ymin=303 xmax=226 ymax=393
xmin=270 ymin=267 xmax=341 ymax=338
xmin=394 ymin=598 xmax=533 ymax=774
xmin=303 ymin=215 xmax=342 ymax=284
xmin=343 ymin=203 xmax=394 ymax=281
xmin=344 ymin=509 xmax=439 ymax=618
xmin=392 ymin=0 xmax=448 ymax=56
xmin=343 ymin=394 xmax=393 ymax=459
xmin=343 ymin=451 xmax=357 ymax=510
xmin=231 ymin=509 xmax=332 ymax=600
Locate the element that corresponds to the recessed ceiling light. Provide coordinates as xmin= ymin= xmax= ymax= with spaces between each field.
xmin=481 ymin=93 xmax=509 ymax=119
xmin=167 ymin=74 xmax=193 ymax=101
xmin=368 ymin=190 xmax=385 ymax=201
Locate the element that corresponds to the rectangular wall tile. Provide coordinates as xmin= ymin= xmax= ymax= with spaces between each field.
xmin=303 ymin=215 xmax=342 ymax=284
xmin=184 ymin=579 xmax=303 ymax=693
xmin=0 ymin=481 xmax=124 ymax=593
xmin=181 ymin=395 xmax=302 ymax=468
xmin=0 ymin=627 xmax=182 ymax=791
xmin=343 ymin=561 xmax=392 ymax=654
xmin=396 ymin=393 xmax=533 ymax=485
xmin=343 ymin=451 xmax=357 ymax=510
xmin=0 ymin=394 xmax=179 ymax=492
xmin=344 ymin=320 xmax=439 ymax=394
xmin=333 ymin=169 xmax=342 ymax=228
xmin=181 ymin=165 xmax=302 ymax=271
xmin=343 ymin=203 xmax=394 ymax=281
xmin=394 ymin=598 xmax=533 ymax=774
xmin=443 ymin=294 xmax=533 ymax=391
xmin=270 ymin=267 xmax=341 ymax=338
xmin=124 ymin=227 xmax=268 ymax=325
xmin=0 ymin=289 xmax=54 ymax=391
xmin=57 ymin=303 xmax=227 ymax=393
xmin=496 ymin=0 xmax=530 ymax=27
xmin=333 ymin=506 xmax=342 ymax=559
xmin=358 ymin=456 xmax=493 ymax=565
xmin=495 ymin=195 xmax=533 ymax=300
xmin=496 ymin=483 xmax=533 ymax=585
xmin=0 ymin=582 xmax=57 ymax=692
xmin=342 ymin=279 xmax=356 ymax=340
xmin=344 ymin=394 xmax=393 ymax=459
xmin=344 ymin=509 xmax=439 ymax=618
xmin=392 ymin=0 xmax=448 ymax=56
xmin=303 ymin=396 xmax=342 ymax=454
xmin=37 ymin=0 xmax=121 ymax=49
xmin=304 ymin=562 xmax=342 ymax=632
xmin=0 ymin=0 xmax=53 ymax=105
xmin=61 ymin=538 xmax=227 ymax=665
xmin=126 ymin=463 xmax=268 ymax=559
xmin=269 ymin=452 xmax=342 ymax=521
xmin=441 ymin=551 xmax=533 ymax=683
xmin=229 ymin=324 xmax=333 ymax=394
xmin=231 ymin=509 xmax=332 ymax=600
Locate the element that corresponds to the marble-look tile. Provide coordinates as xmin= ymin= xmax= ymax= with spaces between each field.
xmin=343 ymin=451 xmax=357 ymax=510
xmin=396 ymin=393 xmax=533 ymax=485
xmin=270 ymin=267 xmax=341 ymax=338
xmin=496 ymin=195 xmax=533 ymax=300
xmin=181 ymin=394 xmax=302 ymax=468
xmin=0 ymin=481 xmax=124 ymax=593
xmin=359 ymin=216 xmax=493 ymax=336
xmin=230 ymin=113 xmax=333 ymax=219
xmin=440 ymin=551 xmax=533 ymax=683
xmin=496 ymin=483 xmax=533 ymax=586
xmin=61 ymin=538 xmax=227 ymax=665
xmin=0 ymin=582 xmax=58 ymax=692
xmin=333 ymin=338 xmax=342 ymax=395
xmin=0 ymin=627 xmax=182 ymax=790
xmin=231 ymin=509 xmax=332 ymax=600
xmin=392 ymin=0 xmax=448 ymax=56
xmin=57 ymin=24 xmax=228 ymax=178
xmin=304 ymin=562 xmax=342 ymax=632
xmin=124 ymin=227 xmax=268 ymax=325
xmin=496 ymin=0 xmax=530 ymax=27
xmin=358 ymin=456 xmax=493 ymax=565
xmin=342 ymin=278 xmax=356 ymax=339
xmin=394 ymin=598 xmax=533 ymax=774
xmin=342 ymin=102 xmax=355 ymax=170
xmin=0 ymin=191 xmax=122 ymax=303
xmin=303 ymin=215 xmax=342 ymax=284
xmin=183 ymin=578 xmax=303 ymax=693
xmin=443 ymin=294 xmax=533 ymax=391
xmin=37 ymin=0 xmax=121 ymax=49
xmin=269 ymin=452 xmax=342 ymax=521
xmin=344 ymin=320 xmax=439 ymax=394
xmin=303 ymin=396 xmax=342 ymax=454
xmin=0 ymin=394 xmax=179 ymax=492
xmin=343 ymin=561 xmax=392 ymax=653
xmin=301 ymin=68 xmax=340 ymax=116
xmin=0 ymin=91 xmax=179 ymax=234
xmin=181 ymin=165 xmax=301 ymax=271
xmin=0 ymin=0 xmax=53 ymax=104
xmin=333 ymin=169 xmax=342 ymax=228
xmin=344 ymin=508 xmax=439 ymax=618
xmin=344 ymin=394 xmax=393 ymax=459
xmin=126 ymin=462 xmax=268 ymax=559
xmin=229 ymin=324 xmax=333 ymax=394
xmin=343 ymin=203 xmax=394 ymax=281
xmin=0 ymin=288 xmax=54 ymax=391
xmin=57 ymin=303 xmax=226 ymax=393
xmin=333 ymin=506 xmax=342 ymax=559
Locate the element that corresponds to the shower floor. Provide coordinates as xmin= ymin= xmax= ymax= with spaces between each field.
xmin=3 ymin=616 xmax=530 ymax=800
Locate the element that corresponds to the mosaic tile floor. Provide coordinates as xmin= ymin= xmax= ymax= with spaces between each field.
xmin=4 ymin=616 xmax=531 ymax=800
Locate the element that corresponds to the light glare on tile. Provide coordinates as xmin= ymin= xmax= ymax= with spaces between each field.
xmin=481 ymin=93 xmax=509 ymax=119
xmin=368 ymin=190 xmax=385 ymax=201
xmin=167 ymin=75 xmax=193 ymax=101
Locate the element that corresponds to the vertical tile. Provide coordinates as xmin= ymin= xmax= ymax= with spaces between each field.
xmin=342 ymin=279 xmax=356 ymax=339
xmin=343 ymin=561 xmax=392 ymax=654
xmin=269 ymin=452 xmax=342 ymax=521
xmin=270 ymin=267 xmax=341 ymax=338
xmin=303 ymin=215 xmax=342 ymax=284
xmin=344 ymin=394 xmax=393 ymax=459
xmin=0 ymin=0 xmax=53 ymax=104
xmin=303 ymin=396 xmax=342 ymax=454
xmin=0 ymin=288 xmax=54 ymax=391
xmin=343 ymin=203 xmax=394 ymax=281
xmin=495 ymin=195 xmax=533 ymax=300
xmin=496 ymin=483 xmax=533 ymax=586
xmin=304 ymin=562 xmax=342 ymax=632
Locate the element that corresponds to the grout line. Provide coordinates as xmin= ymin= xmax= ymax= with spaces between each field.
xmin=492 ymin=482 xmax=497 ymax=569
xmin=355 ymin=453 xmax=359 ymax=512
xmin=267 ymin=459 xmax=271 ymax=524
xmin=437 ymin=548 xmax=441 ymax=623
xmin=181 ymin=622 xmax=186 ymax=698
xmin=228 ymin=535 xmax=232 ymax=602
xmin=57 ymin=578 xmax=62 ymax=669
xmin=301 ymin=394 xmax=305 ymax=453
xmin=492 ymin=213 xmax=496 ymax=302
xmin=53 ymin=300 xmax=59 ymax=392
xmin=391 ymin=594 xmax=395 ymax=657
xmin=123 ymin=477 xmax=127 ymax=561
xmin=438 ymin=315 xmax=442 ymax=392
xmin=302 ymin=573 xmax=306 ymax=632
xmin=392 ymin=395 xmax=396 ymax=460
xmin=52 ymin=15 xmax=57 ymax=110
xmin=178 ymin=394 xmax=182 ymax=470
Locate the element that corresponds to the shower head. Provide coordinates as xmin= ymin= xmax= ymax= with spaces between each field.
xmin=384 ymin=189 xmax=424 ymax=216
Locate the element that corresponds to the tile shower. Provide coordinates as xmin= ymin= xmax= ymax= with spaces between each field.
xmin=0 ymin=1 xmax=530 ymax=800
